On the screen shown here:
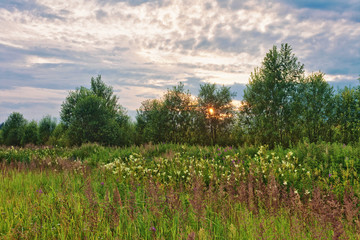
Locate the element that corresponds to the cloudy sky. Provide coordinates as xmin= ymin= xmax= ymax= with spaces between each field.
xmin=0 ymin=0 xmax=359 ymax=122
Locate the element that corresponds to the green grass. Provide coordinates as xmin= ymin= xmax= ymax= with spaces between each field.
xmin=0 ymin=167 xmax=339 ymax=239
xmin=1 ymin=143 xmax=360 ymax=239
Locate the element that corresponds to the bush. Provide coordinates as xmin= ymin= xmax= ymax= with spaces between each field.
xmin=2 ymin=112 xmax=27 ymax=146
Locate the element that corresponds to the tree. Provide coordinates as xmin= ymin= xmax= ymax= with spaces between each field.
xmin=334 ymin=86 xmax=360 ymax=144
xmin=241 ymin=43 xmax=304 ymax=147
xmin=197 ymin=83 xmax=236 ymax=145
xmin=2 ymin=112 xmax=27 ymax=146
xmin=136 ymin=99 xmax=168 ymax=144
xmin=39 ymin=115 xmax=56 ymax=145
xmin=22 ymin=120 xmax=39 ymax=145
xmin=0 ymin=123 xmax=3 ymax=144
xmin=48 ymin=123 xmax=69 ymax=147
xmin=60 ymin=75 xmax=132 ymax=146
xmin=296 ymin=72 xmax=335 ymax=142
xmin=136 ymin=83 xmax=198 ymax=144
xmin=162 ymin=83 xmax=197 ymax=143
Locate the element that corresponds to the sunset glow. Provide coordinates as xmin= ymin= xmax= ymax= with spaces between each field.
xmin=209 ymin=107 xmax=214 ymax=115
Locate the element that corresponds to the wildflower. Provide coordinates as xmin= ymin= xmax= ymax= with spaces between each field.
xmin=283 ymin=181 xmax=287 ymax=185
xmin=150 ymin=226 xmax=156 ymax=232
xmin=37 ymin=189 xmax=43 ymax=194
xmin=101 ymin=182 xmax=104 ymax=186
xmin=329 ymin=173 xmax=332 ymax=177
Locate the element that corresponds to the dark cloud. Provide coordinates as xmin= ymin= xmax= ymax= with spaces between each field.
xmin=176 ymin=38 xmax=196 ymax=50
xmin=329 ymin=79 xmax=360 ymax=92
xmin=96 ymin=9 xmax=108 ymax=20
xmin=280 ymin=0 xmax=360 ymax=12
xmin=0 ymin=70 xmax=35 ymax=89
xmin=0 ymin=101 xmax=62 ymax=122
xmin=97 ymin=0 xmax=164 ymax=7
xmin=0 ymin=0 xmax=42 ymax=11
xmin=229 ymin=83 xmax=246 ymax=100
xmin=0 ymin=0 xmax=65 ymax=21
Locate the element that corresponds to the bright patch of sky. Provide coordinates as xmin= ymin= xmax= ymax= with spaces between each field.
xmin=0 ymin=0 xmax=359 ymax=122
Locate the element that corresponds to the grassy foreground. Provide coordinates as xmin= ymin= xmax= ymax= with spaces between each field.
xmin=1 ymin=143 xmax=360 ymax=239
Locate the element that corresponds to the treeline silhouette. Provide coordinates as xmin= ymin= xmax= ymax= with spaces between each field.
xmin=1 ymin=44 xmax=359 ymax=148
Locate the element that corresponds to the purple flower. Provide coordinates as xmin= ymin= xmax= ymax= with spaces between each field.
xmin=101 ymin=182 xmax=104 ymax=186
xmin=150 ymin=226 xmax=156 ymax=232
xmin=37 ymin=189 xmax=43 ymax=194
xmin=329 ymin=174 xmax=332 ymax=177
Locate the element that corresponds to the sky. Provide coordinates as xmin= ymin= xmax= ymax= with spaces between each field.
xmin=0 ymin=0 xmax=359 ymax=123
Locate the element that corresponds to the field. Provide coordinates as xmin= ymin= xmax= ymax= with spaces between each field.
xmin=1 ymin=142 xmax=360 ymax=239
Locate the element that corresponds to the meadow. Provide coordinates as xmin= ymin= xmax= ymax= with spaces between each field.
xmin=1 ymin=142 xmax=360 ymax=239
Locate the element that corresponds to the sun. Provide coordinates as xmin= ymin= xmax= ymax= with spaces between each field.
xmin=208 ymin=107 xmax=214 ymax=115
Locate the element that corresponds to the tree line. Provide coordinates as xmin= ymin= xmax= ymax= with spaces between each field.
xmin=1 ymin=43 xmax=359 ymax=148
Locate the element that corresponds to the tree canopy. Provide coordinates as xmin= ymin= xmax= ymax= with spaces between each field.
xmin=2 ymin=112 xmax=27 ymax=146
xmin=60 ymin=75 xmax=132 ymax=146
xmin=2 ymin=43 xmax=359 ymax=148
xmin=242 ymin=43 xmax=305 ymax=147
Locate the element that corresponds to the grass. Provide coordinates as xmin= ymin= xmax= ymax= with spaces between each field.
xmin=1 ymin=143 xmax=360 ymax=239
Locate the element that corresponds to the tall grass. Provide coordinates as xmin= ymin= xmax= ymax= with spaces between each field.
xmin=1 ymin=143 xmax=360 ymax=239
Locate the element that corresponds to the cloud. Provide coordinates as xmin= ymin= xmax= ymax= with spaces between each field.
xmin=0 ymin=0 xmax=359 ymax=122
xmin=0 ymin=87 xmax=68 ymax=122
xmin=280 ymin=0 xmax=360 ymax=13
xmin=0 ymin=87 xmax=67 ymax=104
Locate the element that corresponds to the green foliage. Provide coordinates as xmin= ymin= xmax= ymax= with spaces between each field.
xmin=2 ymin=112 xmax=27 ymax=146
xmin=22 ymin=120 xmax=39 ymax=145
xmin=197 ymin=83 xmax=236 ymax=145
xmin=0 ymin=130 xmax=3 ymax=145
xmin=39 ymin=115 xmax=56 ymax=145
xmin=136 ymin=82 xmax=236 ymax=145
xmin=242 ymin=43 xmax=305 ymax=147
xmin=334 ymin=86 xmax=360 ymax=144
xmin=60 ymin=75 xmax=132 ymax=146
xmin=162 ymin=83 xmax=197 ymax=143
xmin=136 ymin=83 xmax=197 ymax=144
xmin=2 ymin=142 xmax=360 ymax=198
xmin=295 ymin=72 xmax=335 ymax=142
xmin=2 ymin=143 xmax=360 ymax=239
xmin=136 ymin=99 xmax=167 ymax=143
xmin=48 ymin=122 xmax=69 ymax=147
